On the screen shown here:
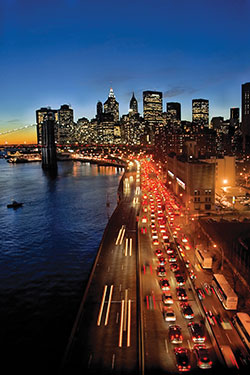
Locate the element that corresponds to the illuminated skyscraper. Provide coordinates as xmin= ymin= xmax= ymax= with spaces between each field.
xmin=242 ymin=83 xmax=250 ymax=153
xmin=143 ymin=90 xmax=163 ymax=124
xmin=58 ymin=104 xmax=74 ymax=145
xmin=167 ymin=102 xmax=181 ymax=122
xmin=192 ymin=99 xmax=209 ymax=130
xmin=96 ymin=101 xmax=103 ymax=123
xmin=103 ymin=88 xmax=119 ymax=122
xmin=129 ymin=92 xmax=138 ymax=115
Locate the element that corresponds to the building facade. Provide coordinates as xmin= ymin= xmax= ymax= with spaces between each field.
xmin=166 ymin=154 xmax=215 ymax=213
xmin=143 ymin=90 xmax=163 ymax=125
xmin=192 ymin=99 xmax=209 ymax=131
xmin=242 ymin=83 xmax=250 ymax=154
xmin=57 ymin=104 xmax=74 ymax=145
xmin=103 ymin=88 xmax=119 ymax=123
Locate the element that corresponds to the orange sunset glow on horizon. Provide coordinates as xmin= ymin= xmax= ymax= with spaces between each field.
xmin=0 ymin=127 xmax=37 ymax=145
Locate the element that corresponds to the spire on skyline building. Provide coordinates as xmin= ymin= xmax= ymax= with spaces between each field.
xmin=109 ymin=87 xmax=115 ymax=98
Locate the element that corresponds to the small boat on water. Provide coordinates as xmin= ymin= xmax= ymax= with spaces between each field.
xmin=7 ymin=200 xmax=23 ymax=209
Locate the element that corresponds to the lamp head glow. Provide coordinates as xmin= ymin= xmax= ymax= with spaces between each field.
xmin=223 ymin=179 xmax=228 ymax=184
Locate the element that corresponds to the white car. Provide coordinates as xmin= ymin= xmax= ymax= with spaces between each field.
xmin=162 ymin=293 xmax=173 ymax=305
xmin=163 ymin=307 xmax=176 ymax=322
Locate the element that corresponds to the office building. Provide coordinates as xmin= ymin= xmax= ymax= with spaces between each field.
xmin=96 ymin=101 xmax=103 ymax=123
xmin=192 ymin=99 xmax=209 ymax=130
xmin=230 ymin=107 xmax=239 ymax=124
xmin=166 ymin=102 xmax=181 ymax=122
xmin=143 ymin=90 xmax=163 ymax=124
xmin=242 ymin=83 xmax=250 ymax=153
xmin=129 ymin=92 xmax=138 ymax=115
xmin=58 ymin=104 xmax=74 ymax=145
xmin=167 ymin=153 xmax=215 ymax=212
xmin=103 ymin=88 xmax=119 ymax=122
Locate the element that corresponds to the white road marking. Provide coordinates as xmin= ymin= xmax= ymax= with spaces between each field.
xmin=165 ymin=339 xmax=169 ymax=353
xmin=116 ymin=312 xmax=119 ymax=324
xmin=119 ymin=300 xmax=125 ymax=347
xmin=97 ymin=285 xmax=107 ymax=326
xmin=111 ymin=353 xmax=115 ymax=369
xmin=226 ymin=333 xmax=232 ymax=344
xmin=105 ymin=285 xmax=114 ymax=326
xmin=88 ymin=354 xmax=92 ymax=368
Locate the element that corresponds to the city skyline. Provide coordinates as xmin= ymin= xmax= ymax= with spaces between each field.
xmin=1 ymin=0 xmax=250 ymax=144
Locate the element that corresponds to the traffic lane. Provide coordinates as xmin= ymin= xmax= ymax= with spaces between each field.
xmin=64 ymin=190 xmax=138 ymax=372
xmin=140 ymin=237 xmax=219 ymax=373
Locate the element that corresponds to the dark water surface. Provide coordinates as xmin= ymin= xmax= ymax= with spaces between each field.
xmin=0 ymin=160 xmax=123 ymax=373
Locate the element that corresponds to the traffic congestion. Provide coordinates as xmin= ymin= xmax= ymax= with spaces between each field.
xmin=137 ymin=158 xmax=250 ymax=373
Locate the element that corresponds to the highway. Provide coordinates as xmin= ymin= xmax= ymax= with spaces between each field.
xmin=62 ymin=158 xmax=250 ymax=374
xmin=61 ymin=162 xmax=140 ymax=374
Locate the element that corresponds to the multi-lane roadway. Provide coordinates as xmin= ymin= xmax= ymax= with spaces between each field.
xmin=62 ymin=158 xmax=250 ymax=374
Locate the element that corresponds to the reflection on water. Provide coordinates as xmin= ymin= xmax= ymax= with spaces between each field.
xmin=0 ymin=160 xmax=123 ymax=373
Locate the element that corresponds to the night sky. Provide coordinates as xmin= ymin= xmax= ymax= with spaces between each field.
xmin=1 ymin=0 xmax=250 ymax=143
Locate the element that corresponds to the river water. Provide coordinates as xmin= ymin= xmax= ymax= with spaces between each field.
xmin=0 ymin=159 xmax=123 ymax=373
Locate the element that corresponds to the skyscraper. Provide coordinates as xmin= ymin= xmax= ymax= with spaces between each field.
xmin=96 ymin=101 xmax=103 ymax=123
xmin=242 ymin=83 xmax=250 ymax=153
xmin=143 ymin=90 xmax=163 ymax=124
xmin=58 ymin=104 xmax=74 ymax=145
xmin=129 ymin=92 xmax=138 ymax=115
xmin=103 ymin=88 xmax=119 ymax=122
xmin=192 ymin=99 xmax=209 ymax=130
xmin=166 ymin=102 xmax=181 ymax=122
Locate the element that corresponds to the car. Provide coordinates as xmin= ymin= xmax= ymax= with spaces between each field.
xmin=193 ymin=344 xmax=212 ymax=369
xmin=157 ymin=266 xmax=166 ymax=277
xmin=170 ymin=263 xmax=179 ymax=272
xmin=151 ymin=223 xmax=156 ymax=229
xmin=162 ymin=292 xmax=173 ymax=304
xmin=166 ymin=247 xmax=174 ymax=254
xmin=163 ymin=240 xmax=171 ymax=247
xmin=153 ymin=239 xmax=159 ymax=245
xmin=185 ymin=260 xmax=190 ymax=268
xmin=189 ymin=270 xmax=196 ymax=280
xmin=176 ymin=287 xmax=188 ymax=300
xmin=168 ymin=254 xmax=177 ymax=262
xmin=203 ymin=283 xmax=212 ymax=296
xmin=175 ymin=274 xmax=185 ymax=286
xmin=174 ymin=347 xmax=191 ymax=372
xmin=188 ymin=322 xmax=206 ymax=343
xmin=155 ymin=249 xmax=163 ymax=257
xmin=163 ymin=307 xmax=176 ymax=322
xmin=160 ymin=279 xmax=170 ymax=291
xmin=142 ymin=216 xmax=147 ymax=223
xmin=141 ymin=227 xmax=147 ymax=234
xmin=169 ymin=325 xmax=183 ymax=344
xmin=158 ymin=256 xmax=166 ymax=265
xmin=180 ymin=303 xmax=194 ymax=319
xmin=196 ymin=288 xmax=205 ymax=300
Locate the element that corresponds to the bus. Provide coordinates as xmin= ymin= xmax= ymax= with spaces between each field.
xmin=220 ymin=345 xmax=239 ymax=369
xmin=212 ymin=274 xmax=238 ymax=310
xmin=233 ymin=312 xmax=250 ymax=351
xmin=195 ymin=247 xmax=213 ymax=269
